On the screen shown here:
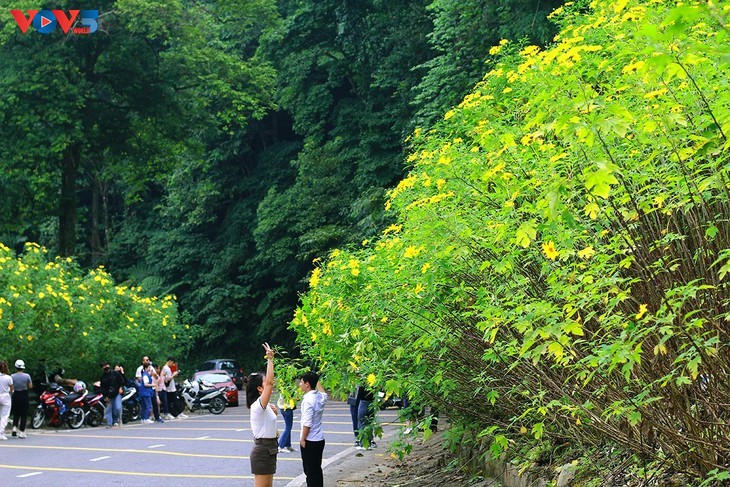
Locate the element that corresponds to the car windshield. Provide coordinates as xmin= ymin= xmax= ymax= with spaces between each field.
xmin=198 ymin=374 xmax=230 ymax=384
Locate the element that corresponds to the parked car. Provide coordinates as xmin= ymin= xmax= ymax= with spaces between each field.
xmin=378 ymin=391 xmax=404 ymax=410
xmin=198 ymin=359 xmax=245 ymax=390
xmin=192 ymin=370 xmax=239 ymax=407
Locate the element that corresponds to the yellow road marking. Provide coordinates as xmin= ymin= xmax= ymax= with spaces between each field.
xmin=131 ymin=427 xmax=370 ymax=435
xmin=0 ymin=464 xmax=295 ymax=480
xmin=35 ymin=433 xmax=354 ymax=446
xmin=0 ymin=444 xmax=292 ymax=461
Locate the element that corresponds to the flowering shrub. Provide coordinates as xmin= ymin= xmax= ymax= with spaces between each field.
xmin=292 ymin=0 xmax=730 ymax=480
xmin=0 ymin=243 xmax=197 ymax=380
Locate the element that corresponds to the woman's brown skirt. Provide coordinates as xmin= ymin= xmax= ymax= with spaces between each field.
xmin=250 ymin=437 xmax=278 ymax=475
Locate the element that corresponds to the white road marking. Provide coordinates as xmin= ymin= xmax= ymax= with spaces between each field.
xmin=17 ymin=472 xmax=43 ymax=478
xmin=147 ymin=444 xmax=166 ymax=449
xmin=90 ymin=456 xmax=111 ymax=462
xmin=196 ymin=436 xmax=210 ymax=440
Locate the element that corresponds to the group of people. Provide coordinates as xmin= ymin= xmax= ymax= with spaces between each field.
xmin=98 ymin=355 xmax=189 ymax=428
xmin=133 ymin=355 xmax=189 ymax=425
xmin=247 ymin=343 xmax=328 ymax=487
xmin=0 ymin=359 xmax=33 ymax=440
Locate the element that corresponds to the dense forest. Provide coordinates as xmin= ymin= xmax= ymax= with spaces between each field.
xmin=0 ymin=0 xmax=561 ymax=368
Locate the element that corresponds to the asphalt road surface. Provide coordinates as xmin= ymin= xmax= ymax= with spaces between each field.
xmin=0 ymin=398 xmax=403 ymax=486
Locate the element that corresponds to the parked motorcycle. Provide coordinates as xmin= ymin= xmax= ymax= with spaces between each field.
xmin=83 ymin=389 xmax=107 ymax=427
xmin=180 ymin=379 xmax=227 ymax=415
xmin=121 ymin=386 xmax=141 ymax=423
xmin=31 ymin=383 xmax=86 ymax=429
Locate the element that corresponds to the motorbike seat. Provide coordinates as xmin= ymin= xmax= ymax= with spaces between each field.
xmin=61 ymin=390 xmax=87 ymax=403
xmin=61 ymin=392 xmax=83 ymax=403
xmin=198 ymin=387 xmax=219 ymax=398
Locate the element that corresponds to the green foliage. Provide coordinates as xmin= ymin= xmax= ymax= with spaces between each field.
xmin=411 ymin=0 xmax=562 ymax=128
xmin=0 ymin=243 xmax=199 ymax=382
xmin=292 ymin=0 xmax=730 ymax=480
xmin=1 ymin=0 xmax=570 ymax=380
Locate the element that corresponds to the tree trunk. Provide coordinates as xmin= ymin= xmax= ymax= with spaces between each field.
xmin=58 ymin=144 xmax=80 ymax=257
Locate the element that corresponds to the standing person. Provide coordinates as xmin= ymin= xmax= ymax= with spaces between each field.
xmin=247 ymin=343 xmax=279 ymax=487
xmin=11 ymin=360 xmax=32 ymax=438
xmin=114 ymin=364 xmax=129 ymax=426
xmin=0 ymin=360 xmax=14 ymax=440
xmin=99 ymin=361 xmax=124 ymax=428
xmin=160 ymin=357 xmax=176 ymax=420
xmin=139 ymin=363 xmax=155 ymax=424
xmin=163 ymin=357 xmax=187 ymax=419
xmin=346 ymin=388 xmax=359 ymax=448
xmin=299 ymin=371 xmax=328 ymax=487
xmin=135 ymin=356 xmax=151 ymax=383
xmin=354 ymin=385 xmax=377 ymax=450
xmin=277 ymin=388 xmax=298 ymax=453
xmin=152 ymin=363 xmax=165 ymax=423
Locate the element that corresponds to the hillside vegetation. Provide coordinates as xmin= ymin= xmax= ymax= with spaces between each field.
xmin=292 ymin=0 xmax=730 ymax=482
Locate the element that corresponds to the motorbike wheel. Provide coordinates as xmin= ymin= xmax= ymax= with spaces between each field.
xmin=86 ymin=403 xmax=105 ymax=427
xmin=123 ymin=401 xmax=141 ymax=423
xmin=67 ymin=406 xmax=86 ymax=429
xmin=208 ymin=396 xmax=226 ymax=415
xmin=31 ymin=408 xmax=45 ymax=429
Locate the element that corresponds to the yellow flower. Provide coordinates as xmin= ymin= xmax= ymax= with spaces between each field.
xmin=635 ymin=304 xmax=648 ymax=320
xmin=309 ymin=267 xmax=322 ymax=288
xmin=542 ymin=241 xmax=559 ymax=260
xmin=383 ymin=224 xmax=402 ymax=235
xmin=644 ymin=88 xmax=667 ymax=99
xmin=367 ymin=373 xmax=377 ymax=387
xmin=404 ymin=246 xmax=423 ymax=258
xmin=577 ymin=246 xmax=595 ymax=259
xmin=7 ymin=322 xmax=13 ymax=331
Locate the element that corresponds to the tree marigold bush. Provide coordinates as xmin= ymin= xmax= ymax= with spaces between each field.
xmin=292 ymin=0 xmax=730 ymax=481
xmin=0 ymin=243 xmax=198 ymax=379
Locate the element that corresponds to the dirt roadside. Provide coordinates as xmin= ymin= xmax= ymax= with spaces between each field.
xmin=322 ymin=430 xmax=501 ymax=487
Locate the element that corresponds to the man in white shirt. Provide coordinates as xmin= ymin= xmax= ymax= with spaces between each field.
xmin=135 ymin=356 xmax=151 ymax=382
xmin=299 ymin=371 xmax=327 ymax=487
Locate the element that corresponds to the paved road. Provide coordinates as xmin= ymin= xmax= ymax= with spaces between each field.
xmin=0 ymin=399 xmax=403 ymax=486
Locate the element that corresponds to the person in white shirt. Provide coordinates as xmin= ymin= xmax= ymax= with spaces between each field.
xmin=134 ymin=356 xmax=154 ymax=386
xmin=247 ymin=343 xmax=279 ymax=487
xmin=162 ymin=357 xmax=187 ymax=419
xmin=299 ymin=371 xmax=328 ymax=487
xmin=0 ymin=360 xmax=14 ymax=441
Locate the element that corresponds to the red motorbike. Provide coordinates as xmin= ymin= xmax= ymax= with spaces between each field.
xmin=83 ymin=388 xmax=107 ymax=427
xmin=31 ymin=383 xmax=86 ymax=429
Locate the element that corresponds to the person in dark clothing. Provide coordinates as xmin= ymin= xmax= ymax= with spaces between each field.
xmin=11 ymin=360 xmax=32 ymax=438
xmin=99 ymin=361 xmax=124 ymax=427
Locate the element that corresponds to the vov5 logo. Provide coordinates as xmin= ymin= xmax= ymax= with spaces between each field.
xmin=11 ymin=9 xmax=98 ymax=35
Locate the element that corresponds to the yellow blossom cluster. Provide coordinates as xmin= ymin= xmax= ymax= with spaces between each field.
xmin=1 ymin=243 xmax=186 ymax=375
